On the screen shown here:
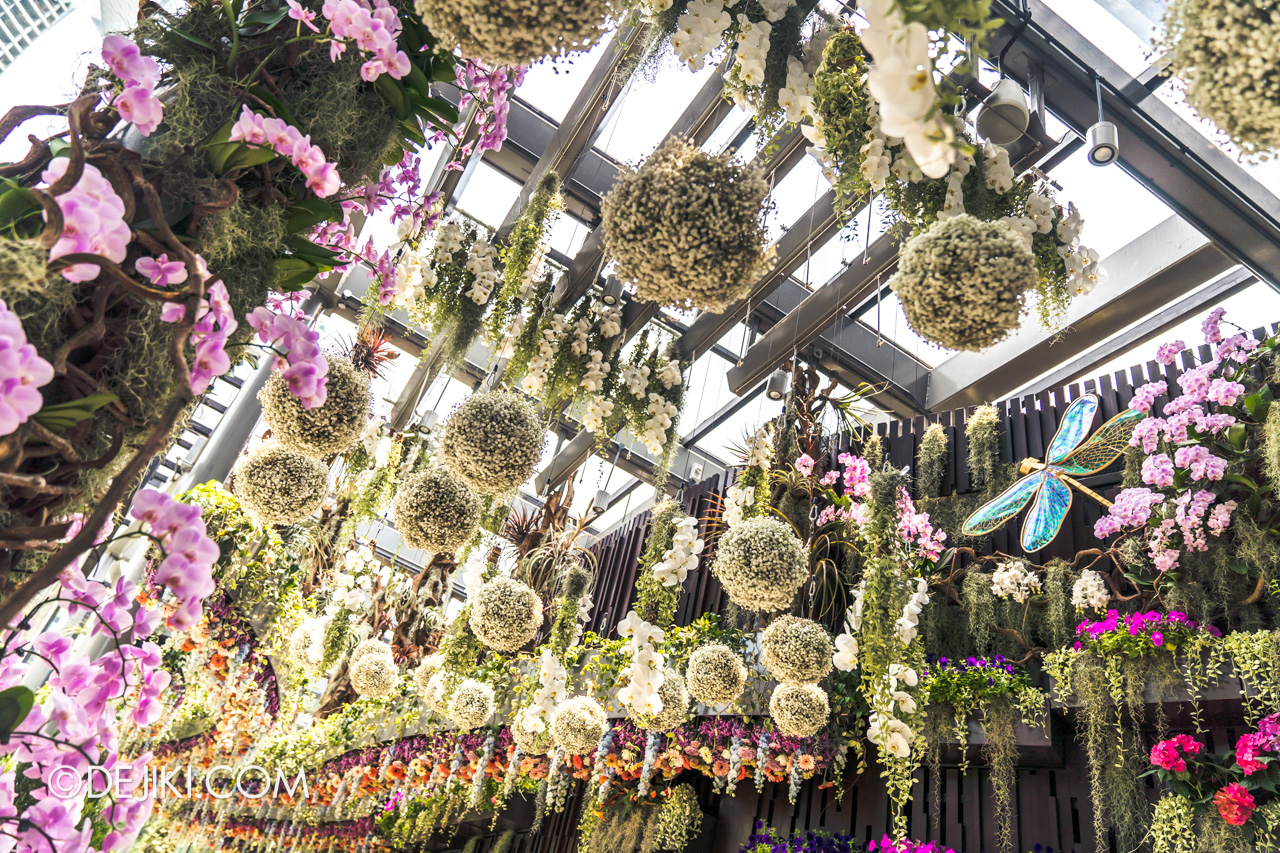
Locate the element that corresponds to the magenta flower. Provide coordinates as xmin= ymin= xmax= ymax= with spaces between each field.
xmin=287 ymin=0 xmax=320 ymax=31
xmin=0 ymin=298 xmax=55 ymax=436
xmin=1155 ymin=340 xmax=1186 ymax=365
xmin=134 ymin=253 xmax=188 ymax=287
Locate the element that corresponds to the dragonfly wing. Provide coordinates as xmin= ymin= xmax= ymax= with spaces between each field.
xmin=962 ymin=471 xmax=1046 ymax=537
xmin=1058 ymin=408 xmax=1148 ymax=475
xmin=1045 ymin=394 xmax=1099 ymax=465
xmin=1022 ymin=473 xmax=1072 ymax=552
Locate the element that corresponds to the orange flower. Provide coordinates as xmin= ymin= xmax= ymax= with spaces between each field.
xmin=798 ymin=755 xmax=815 ymax=772
xmin=385 ymin=763 xmax=406 ymax=781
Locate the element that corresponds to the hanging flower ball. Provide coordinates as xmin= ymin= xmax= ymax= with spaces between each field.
xmin=1160 ymin=0 xmax=1280 ymax=159
xmin=259 ymin=356 xmax=371 ymax=457
xmin=440 ymin=391 xmax=546 ymax=496
xmin=350 ymin=653 xmax=400 ymax=699
xmin=629 ymin=669 xmax=691 ymax=733
xmin=890 ymin=214 xmax=1037 ymax=352
xmin=231 ymin=441 xmax=328 ymax=526
xmin=602 ymin=137 xmax=772 ymax=314
xmin=351 ymin=639 xmax=393 ymax=668
xmin=512 ymin=705 xmax=557 ymax=755
xmin=448 ymin=679 xmax=496 ymax=730
xmin=468 ymin=576 xmax=543 ymax=652
xmin=710 ymin=516 xmax=808 ymax=612
xmin=390 ymin=468 xmax=483 ymax=554
xmin=412 ymin=653 xmax=443 ymax=699
xmin=412 ymin=0 xmax=616 ymax=68
xmin=287 ymin=619 xmax=324 ymax=673
xmin=760 ymin=616 xmax=834 ymax=684
xmin=685 ymin=643 xmax=748 ymax=706
xmin=769 ymin=682 xmax=830 ymax=737
xmin=551 ymin=696 xmax=608 ymax=755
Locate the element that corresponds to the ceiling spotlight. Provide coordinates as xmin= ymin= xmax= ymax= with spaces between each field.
xmin=601 ymin=275 xmax=624 ymax=306
xmin=1087 ymin=77 xmax=1119 ymax=166
xmin=765 ymin=368 xmax=790 ymax=401
xmin=975 ymin=78 xmax=1030 ymax=146
xmin=419 ymin=410 xmax=439 ymax=430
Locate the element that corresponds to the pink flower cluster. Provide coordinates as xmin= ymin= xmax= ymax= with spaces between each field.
xmin=130 ymin=488 xmax=218 ymax=630
xmin=1156 ymin=340 xmax=1186 ymax=366
xmin=837 ymin=452 xmax=872 ymax=498
xmin=1129 ymin=380 xmax=1166 ymax=414
xmin=1073 ymin=609 xmax=1217 ymax=651
xmin=229 ymin=105 xmax=341 ymax=198
xmin=160 ymin=276 xmax=238 ymax=395
xmin=1235 ymin=713 xmax=1280 ymax=775
xmin=101 ymin=35 xmax=164 ymax=135
xmin=1150 ymin=734 xmax=1203 ymax=773
xmin=896 ymin=488 xmax=947 ymax=561
xmin=247 ymin=307 xmax=329 ymax=408
xmin=816 ymin=501 xmax=870 ymax=528
xmin=794 ymin=454 xmax=814 ymax=477
xmin=868 ymin=837 xmax=956 ymax=853
xmin=1093 ymin=487 xmax=1164 ymax=538
xmin=457 ymin=61 xmax=525 ymax=152
xmin=321 ymin=0 xmax=410 ymax=80
xmin=42 ymin=157 xmax=130 ymax=283
xmin=0 ymin=568 xmax=175 ymax=852
xmin=0 ymin=298 xmax=54 ymax=436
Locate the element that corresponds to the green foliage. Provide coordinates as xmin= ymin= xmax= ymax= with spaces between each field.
xmin=408 ymin=218 xmax=495 ymax=368
xmin=547 ymin=563 xmax=593 ymax=659
xmin=635 ymin=500 xmax=684 ymax=628
xmin=812 ymin=30 xmax=872 ymax=222
xmin=487 ymin=170 xmax=563 ymax=341
xmin=965 ymin=404 xmax=1002 ymax=496
xmin=862 ymin=432 xmax=886 ymax=468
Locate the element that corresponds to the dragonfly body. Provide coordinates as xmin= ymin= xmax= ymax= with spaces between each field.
xmin=962 ymin=395 xmax=1146 ymax=552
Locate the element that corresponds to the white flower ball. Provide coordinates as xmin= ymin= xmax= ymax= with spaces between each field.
xmin=440 ymin=391 xmax=546 ymax=496
xmin=711 ymin=516 xmax=808 ymax=612
xmin=448 ymin=679 xmax=496 ymax=730
xmin=390 ymin=468 xmax=483 ymax=554
xmin=685 ymin=644 xmax=747 ymax=706
xmin=769 ymin=681 xmax=829 ymax=737
xmin=468 ymin=577 xmax=543 ymax=652
xmin=350 ymin=653 xmax=399 ymax=699
xmin=760 ymin=616 xmax=834 ymax=684
xmin=890 ymin=214 xmax=1037 ymax=352
xmin=232 ymin=441 xmax=328 ymax=526
xmin=551 ymin=696 xmax=608 ymax=755
xmin=259 ymin=356 xmax=371 ymax=457
xmin=629 ymin=669 xmax=691 ymax=733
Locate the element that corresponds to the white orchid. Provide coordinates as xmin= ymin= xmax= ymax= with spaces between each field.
xmin=832 ymin=633 xmax=859 ymax=671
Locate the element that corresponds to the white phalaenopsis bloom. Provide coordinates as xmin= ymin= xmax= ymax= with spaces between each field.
xmin=888 ymin=663 xmax=918 ymax=689
xmin=859 ymin=0 xmax=956 ymax=179
xmin=653 ymin=515 xmax=704 ymax=587
xmin=983 ymin=141 xmax=1015 ymax=194
xmin=390 ymin=249 xmax=429 ymax=307
xmin=894 ymin=578 xmax=929 ymax=645
xmin=519 ymin=649 xmax=568 ymax=735
xmin=1072 ymin=569 xmax=1111 ymax=611
xmin=435 ymin=221 xmax=465 ymax=255
xmin=599 ymin=303 xmax=622 ymax=338
xmin=622 ymin=364 xmax=651 ymax=399
xmin=582 ymin=395 xmax=614 ymax=434
xmin=464 ymin=238 xmax=500 ymax=304
xmin=747 ymin=424 xmax=773 ymax=469
xmin=722 ymin=484 xmax=754 ymax=528
xmin=832 ymin=632 xmax=859 ymax=672
xmin=642 ymin=393 xmax=678 ymax=455
xmin=671 ymin=0 xmax=730 ymax=71
xmin=616 ymin=610 xmax=668 ymax=714
xmin=991 ymin=559 xmax=1042 ymax=604
xmin=868 ymin=710 xmax=916 ymax=759
xmin=657 ymin=359 xmax=683 ymax=390
xmin=571 ymin=315 xmax=591 ymax=356
xmin=581 ymin=350 xmax=611 ymax=393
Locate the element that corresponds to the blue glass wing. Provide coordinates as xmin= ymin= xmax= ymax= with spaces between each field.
xmin=1021 ymin=473 xmax=1072 ymax=552
xmin=1045 ymin=395 xmax=1099 ymax=465
xmin=1057 ymin=408 xmax=1147 ymax=475
xmin=962 ymin=471 xmax=1047 ymax=537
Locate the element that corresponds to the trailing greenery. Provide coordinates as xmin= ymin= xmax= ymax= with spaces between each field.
xmin=810 ymin=29 xmax=872 ymax=220
xmin=915 ymin=423 xmax=948 ymax=499
xmin=408 ymin=217 xmax=496 ymax=368
xmin=487 ymin=170 xmax=564 ymax=342
xmin=635 ymin=500 xmax=684 ymax=628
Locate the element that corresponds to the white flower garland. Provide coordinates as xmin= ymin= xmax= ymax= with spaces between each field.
xmin=463 ymin=237 xmax=500 ymax=304
xmin=652 ymin=515 xmax=703 ymax=587
xmin=516 ymin=649 xmax=567 ymax=741
xmin=894 ymin=577 xmax=930 ymax=645
xmin=832 ymin=599 xmax=860 ymax=672
xmin=615 ymin=610 xmax=667 ymax=716
xmin=722 ymin=484 xmax=755 ymax=528
xmin=582 ymin=396 xmax=614 ymax=434
xmin=642 ymin=392 xmax=679 ymax=456
xmin=580 ymin=350 xmax=611 ymax=393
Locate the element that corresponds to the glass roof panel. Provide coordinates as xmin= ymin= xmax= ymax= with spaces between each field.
xmin=1040 ymin=0 xmax=1156 ymax=75
xmin=1045 ymin=144 xmax=1175 ymax=258
xmin=517 ymin=37 xmax=615 ymax=122
xmin=592 ymin=56 xmax=720 ymax=162
xmin=455 ymin=162 xmax=523 ymax=230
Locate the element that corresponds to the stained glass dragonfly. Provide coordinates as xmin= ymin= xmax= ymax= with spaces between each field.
xmin=961 ymin=393 xmax=1146 ymax=552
